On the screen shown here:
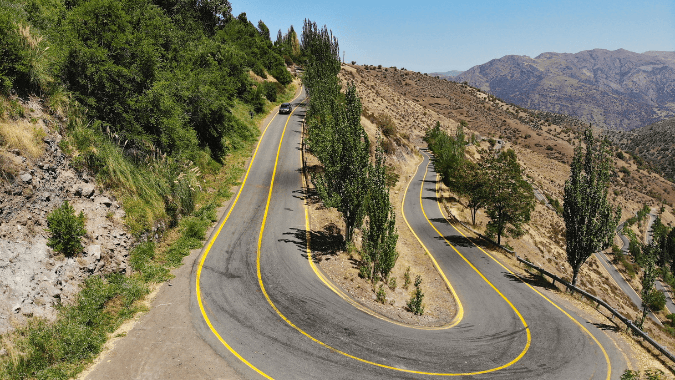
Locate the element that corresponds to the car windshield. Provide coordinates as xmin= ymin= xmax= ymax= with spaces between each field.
xmin=281 ymin=103 xmax=290 ymax=107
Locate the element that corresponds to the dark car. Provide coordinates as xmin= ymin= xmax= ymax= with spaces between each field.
xmin=279 ymin=103 xmax=292 ymax=114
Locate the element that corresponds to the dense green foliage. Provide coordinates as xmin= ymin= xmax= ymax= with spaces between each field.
xmin=302 ymin=19 xmax=399 ymax=288
xmin=1 ymin=1 xmax=297 ymax=377
xmin=46 ymin=200 xmax=86 ymax=257
xmin=310 ymin=84 xmax=370 ymax=242
xmin=2 ymin=0 xmax=296 ymax=235
xmin=564 ymin=128 xmax=621 ymax=286
xmin=425 ymin=125 xmax=534 ymax=243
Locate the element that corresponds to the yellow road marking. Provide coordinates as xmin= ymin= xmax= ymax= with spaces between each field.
xmin=195 ymin=93 xmax=305 ymax=380
xmin=300 ymin=145 xmax=460 ymax=329
xmin=253 ymin=128 xmax=530 ymax=375
xmin=429 ymin=153 xmax=611 ymax=380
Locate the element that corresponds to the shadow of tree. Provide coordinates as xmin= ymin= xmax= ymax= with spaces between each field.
xmin=432 ymin=233 xmax=474 ymax=248
xmin=278 ymin=224 xmax=344 ymax=263
xmin=590 ymin=322 xmax=619 ymax=332
xmin=503 ymin=272 xmax=559 ymax=291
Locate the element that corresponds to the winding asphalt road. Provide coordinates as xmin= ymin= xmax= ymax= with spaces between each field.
xmin=192 ymin=93 xmax=626 ymax=379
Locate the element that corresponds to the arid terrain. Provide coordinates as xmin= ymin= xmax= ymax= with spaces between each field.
xmin=306 ymin=63 xmax=675 ymax=373
xmin=455 ymin=49 xmax=675 ymax=131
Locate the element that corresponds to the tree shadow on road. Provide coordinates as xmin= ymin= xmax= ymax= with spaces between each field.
xmin=431 ymin=232 xmax=474 ymax=248
xmin=278 ymin=224 xmax=344 ymax=263
xmin=503 ymin=272 xmax=559 ymax=292
xmin=590 ymin=322 xmax=619 ymax=332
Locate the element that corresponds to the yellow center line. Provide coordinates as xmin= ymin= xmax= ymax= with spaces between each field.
xmin=428 ymin=152 xmax=611 ymax=380
xmin=195 ymin=91 xmax=305 ymax=380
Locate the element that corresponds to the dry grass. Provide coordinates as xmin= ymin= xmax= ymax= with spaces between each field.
xmin=0 ymin=120 xmax=45 ymax=159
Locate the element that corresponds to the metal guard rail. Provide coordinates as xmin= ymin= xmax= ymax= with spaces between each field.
xmin=516 ymin=255 xmax=675 ymax=364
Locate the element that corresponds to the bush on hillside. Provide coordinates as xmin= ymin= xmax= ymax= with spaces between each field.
xmin=47 ymin=200 xmax=87 ymax=257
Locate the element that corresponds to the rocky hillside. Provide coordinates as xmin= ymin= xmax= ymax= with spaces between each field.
xmin=0 ymin=98 xmax=131 ymax=334
xmin=607 ymin=116 xmax=675 ymax=182
xmin=454 ymin=49 xmax=675 ymax=131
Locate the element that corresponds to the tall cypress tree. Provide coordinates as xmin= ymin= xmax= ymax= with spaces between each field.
xmin=564 ymin=128 xmax=621 ymax=286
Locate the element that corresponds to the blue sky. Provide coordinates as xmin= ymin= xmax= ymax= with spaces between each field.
xmin=232 ymin=0 xmax=675 ymax=73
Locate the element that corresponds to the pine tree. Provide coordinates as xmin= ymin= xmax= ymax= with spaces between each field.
xmin=564 ymin=128 xmax=621 ymax=286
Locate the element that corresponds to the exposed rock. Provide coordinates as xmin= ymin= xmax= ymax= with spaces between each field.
xmin=86 ymin=244 xmax=101 ymax=260
xmin=96 ymin=196 xmax=113 ymax=207
xmin=72 ymin=183 xmax=95 ymax=198
xmin=0 ymin=108 xmax=132 ymax=333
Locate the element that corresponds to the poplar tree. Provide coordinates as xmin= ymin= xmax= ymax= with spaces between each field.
xmin=311 ymin=84 xmax=370 ymax=242
xmin=362 ymin=142 xmax=398 ymax=282
xmin=564 ymin=128 xmax=621 ymax=286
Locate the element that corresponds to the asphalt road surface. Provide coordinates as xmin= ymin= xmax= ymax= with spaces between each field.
xmin=193 ymin=93 xmax=626 ymax=379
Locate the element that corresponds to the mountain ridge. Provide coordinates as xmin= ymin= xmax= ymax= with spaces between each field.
xmin=455 ymin=48 xmax=675 ymax=131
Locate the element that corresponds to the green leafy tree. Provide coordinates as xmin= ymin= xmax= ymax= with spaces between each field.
xmin=460 ymin=160 xmax=489 ymax=226
xmin=362 ymin=142 xmax=398 ymax=282
xmin=310 ymin=83 xmax=369 ymax=242
xmin=564 ymin=129 xmax=621 ymax=286
xmin=47 ymin=201 xmax=87 ymax=257
xmin=301 ymin=18 xmax=341 ymax=119
xmin=637 ymin=242 xmax=663 ymax=329
xmin=424 ymin=122 xmax=487 ymax=225
xmin=481 ymin=149 xmax=535 ymax=245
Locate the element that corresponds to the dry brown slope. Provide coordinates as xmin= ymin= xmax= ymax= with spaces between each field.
xmin=327 ymin=63 xmax=675 ymax=371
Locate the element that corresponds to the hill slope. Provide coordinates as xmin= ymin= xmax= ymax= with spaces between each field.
xmin=455 ymin=49 xmax=675 ymax=131
xmin=607 ymin=116 xmax=675 ymax=182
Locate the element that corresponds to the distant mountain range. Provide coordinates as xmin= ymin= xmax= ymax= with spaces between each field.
xmin=453 ymin=49 xmax=675 ymax=131
xmin=428 ymin=70 xmax=464 ymax=79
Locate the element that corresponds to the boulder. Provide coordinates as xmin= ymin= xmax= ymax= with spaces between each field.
xmin=19 ymin=173 xmax=32 ymax=183
xmin=72 ymin=183 xmax=95 ymax=197
xmin=96 ymin=196 xmax=113 ymax=207
xmin=86 ymin=244 xmax=101 ymax=260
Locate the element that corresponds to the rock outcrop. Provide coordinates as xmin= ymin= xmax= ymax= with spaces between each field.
xmin=0 ymin=130 xmax=131 ymax=333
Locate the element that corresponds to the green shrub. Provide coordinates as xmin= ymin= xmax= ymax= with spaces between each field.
xmin=403 ymin=266 xmax=411 ymax=289
xmin=261 ymin=81 xmax=277 ymax=102
xmin=388 ymin=276 xmax=397 ymax=290
xmin=407 ymin=275 xmax=424 ymax=315
xmin=358 ymin=264 xmax=370 ymax=279
xmin=252 ymin=62 xmax=266 ymax=78
xmin=376 ymin=284 xmax=386 ymax=304
xmin=46 ymin=200 xmax=86 ymax=257
xmin=646 ymin=289 xmax=666 ymax=312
